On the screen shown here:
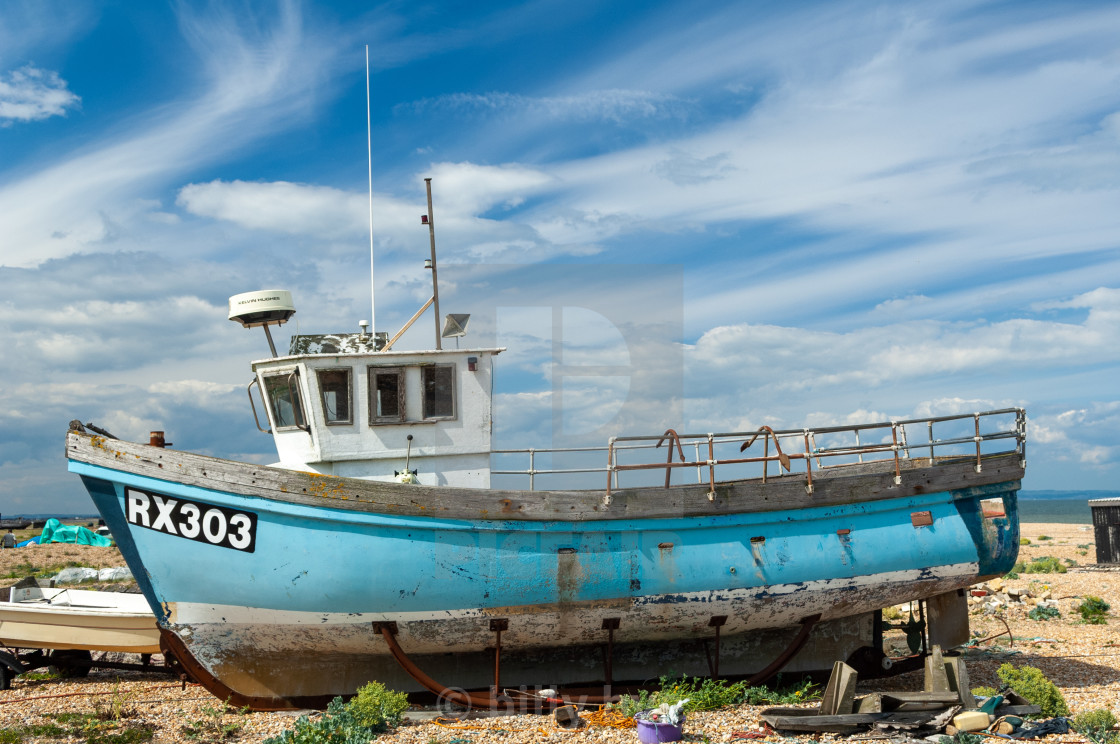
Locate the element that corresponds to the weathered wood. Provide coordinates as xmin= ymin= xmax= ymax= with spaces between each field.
xmin=924 ymin=644 xmax=951 ymax=693
xmin=945 ymin=655 xmax=976 ymax=708
xmin=67 ymin=430 xmax=1023 ymax=523
xmin=818 ymin=661 xmax=858 ymax=715
xmin=859 ymin=691 xmax=961 ymax=712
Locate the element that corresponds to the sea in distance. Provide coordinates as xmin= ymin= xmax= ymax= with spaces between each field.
xmin=1018 ymin=490 xmax=1119 ymax=525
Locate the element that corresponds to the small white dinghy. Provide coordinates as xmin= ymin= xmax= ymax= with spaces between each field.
xmin=1 ymin=580 xmax=166 ymax=689
xmin=0 ymin=583 xmax=161 ymax=655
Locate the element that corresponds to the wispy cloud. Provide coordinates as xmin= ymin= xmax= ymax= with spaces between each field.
xmin=0 ymin=0 xmax=338 ymax=268
xmin=400 ymin=89 xmax=689 ymax=124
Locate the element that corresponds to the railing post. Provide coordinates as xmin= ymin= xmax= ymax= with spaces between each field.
xmin=707 ymin=434 xmax=715 ymax=500
xmin=890 ymin=423 xmax=901 ymax=485
xmin=973 ymin=412 xmax=982 ymax=473
xmin=528 ymin=448 xmax=535 ymax=491
xmin=802 ymin=430 xmax=814 ymax=494
xmin=604 ymin=437 xmax=616 ymax=504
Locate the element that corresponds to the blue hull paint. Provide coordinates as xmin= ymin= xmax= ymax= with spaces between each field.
xmin=74 ymin=462 xmax=1011 ymax=620
xmin=66 ymin=425 xmax=1024 ymax=708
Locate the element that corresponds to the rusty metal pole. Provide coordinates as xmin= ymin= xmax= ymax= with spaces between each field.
xmin=424 ymin=178 xmax=441 ymax=351
xmin=490 ymin=619 xmax=507 ymax=696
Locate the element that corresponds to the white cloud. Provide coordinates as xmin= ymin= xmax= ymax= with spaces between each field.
xmin=0 ymin=65 xmax=80 ymax=123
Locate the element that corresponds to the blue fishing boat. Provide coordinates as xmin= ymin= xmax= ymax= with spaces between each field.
xmin=66 ymin=185 xmax=1023 ymax=712
xmin=66 ymin=290 xmax=1024 ymax=710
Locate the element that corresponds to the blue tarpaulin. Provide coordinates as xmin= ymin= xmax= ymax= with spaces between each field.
xmin=38 ymin=518 xmax=112 ymax=546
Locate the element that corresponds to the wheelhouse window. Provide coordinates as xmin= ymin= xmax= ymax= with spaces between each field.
xmin=422 ymin=365 xmax=455 ymax=419
xmin=263 ymin=372 xmax=305 ymax=429
xmin=369 ymin=367 xmax=404 ymax=424
xmin=317 ymin=369 xmax=352 ymax=425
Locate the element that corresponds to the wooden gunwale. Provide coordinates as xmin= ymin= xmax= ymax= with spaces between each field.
xmin=66 ymin=430 xmax=1024 ymax=523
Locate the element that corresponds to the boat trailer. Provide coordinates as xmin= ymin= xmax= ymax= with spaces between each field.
xmin=0 ymin=647 xmax=178 ymax=690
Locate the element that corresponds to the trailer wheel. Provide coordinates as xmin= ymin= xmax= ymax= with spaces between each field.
xmin=50 ymin=649 xmax=93 ymax=678
xmin=0 ymin=650 xmax=24 ymax=690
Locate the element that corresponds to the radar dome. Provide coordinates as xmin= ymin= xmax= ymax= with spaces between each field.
xmin=228 ymin=290 xmax=296 ymax=328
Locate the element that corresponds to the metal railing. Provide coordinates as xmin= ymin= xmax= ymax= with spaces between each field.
xmin=491 ymin=408 xmax=1026 ymax=500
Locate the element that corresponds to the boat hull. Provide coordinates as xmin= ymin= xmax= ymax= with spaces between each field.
xmin=67 ymin=430 xmax=1021 ymax=709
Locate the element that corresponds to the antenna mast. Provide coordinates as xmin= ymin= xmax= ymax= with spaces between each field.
xmin=366 ymin=45 xmax=376 ymax=337
xmin=424 ymin=177 xmax=441 ymax=350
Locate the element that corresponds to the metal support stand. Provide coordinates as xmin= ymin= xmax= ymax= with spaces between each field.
xmin=601 ymin=618 xmax=620 ymax=694
xmin=490 ymin=619 xmax=508 ymax=696
xmin=705 ymin=615 xmax=728 ymax=679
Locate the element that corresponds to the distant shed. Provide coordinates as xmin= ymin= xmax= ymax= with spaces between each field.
xmin=1090 ymin=498 xmax=1120 ymax=564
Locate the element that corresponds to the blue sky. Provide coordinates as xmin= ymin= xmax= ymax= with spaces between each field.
xmin=2 ymin=0 xmax=1119 ymax=513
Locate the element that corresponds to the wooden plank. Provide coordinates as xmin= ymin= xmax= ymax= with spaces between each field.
xmin=818 ymin=661 xmax=858 ymax=715
xmin=924 ymin=645 xmax=951 ymax=693
xmin=67 ymin=430 xmax=1024 ymax=523
xmin=945 ymin=656 xmax=976 ymax=708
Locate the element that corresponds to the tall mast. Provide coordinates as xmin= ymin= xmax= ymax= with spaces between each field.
xmin=366 ymin=45 xmax=376 ymax=337
xmin=425 ymin=177 xmax=441 ymax=350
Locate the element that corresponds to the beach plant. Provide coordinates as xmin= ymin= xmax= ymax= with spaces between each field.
xmin=1019 ymin=538 xmax=1031 ymax=546
xmin=181 ymin=699 xmax=247 ymax=742
xmin=1073 ymin=709 xmax=1118 ymax=744
xmin=1038 ymin=535 xmax=1051 ymax=541
xmin=940 ymin=731 xmax=984 ymax=744
xmin=1012 ymin=556 xmax=1067 ymax=574
xmin=348 ymin=680 xmax=409 ymax=732
xmin=612 ymin=675 xmax=818 ymax=716
xmin=1027 ymin=605 xmax=1060 ymax=621
xmin=93 ymin=680 xmax=138 ymax=721
xmin=1076 ymin=596 xmax=1110 ymax=624
xmin=264 ymin=685 xmax=410 ymax=744
xmin=996 ymin=663 xmax=1069 ymax=718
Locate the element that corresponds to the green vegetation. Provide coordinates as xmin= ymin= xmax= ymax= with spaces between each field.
xmin=0 ymin=713 xmax=154 ymax=744
xmin=1037 ymin=535 xmax=1052 ymax=541
xmin=347 ymin=681 xmax=409 ymax=731
xmin=1011 ymin=556 xmax=1067 ymax=574
xmin=181 ymin=699 xmax=249 ymax=742
xmin=1019 ymin=538 xmax=1031 ymax=546
xmin=971 ymin=685 xmax=999 ymax=698
xmin=881 ymin=605 xmax=903 ymax=621
xmin=1027 ymin=605 xmax=1060 ymax=621
xmin=1076 ymin=596 xmax=1111 ymax=624
xmin=997 ymin=663 xmax=1069 ymax=718
xmin=264 ymin=682 xmax=410 ymax=744
xmin=1073 ymin=709 xmax=1118 ymax=744
xmin=940 ymin=731 xmax=984 ymax=744
xmin=611 ymin=675 xmax=819 ymax=717
xmin=0 ymin=559 xmax=87 ymax=580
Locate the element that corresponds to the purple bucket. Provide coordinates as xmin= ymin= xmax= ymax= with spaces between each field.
xmin=635 ymin=718 xmax=684 ymax=743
